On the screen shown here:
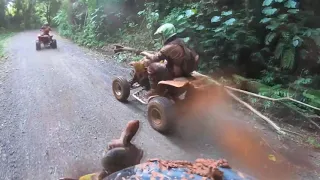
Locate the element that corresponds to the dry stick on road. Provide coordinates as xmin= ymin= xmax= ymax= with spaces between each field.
xmin=192 ymin=71 xmax=286 ymax=135
xmin=223 ymin=86 xmax=320 ymax=131
xmin=194 ymin=71 xmax=320 ymax=133
xmin=225 ymin=89 xmax=286 ymax=134
xmin=279 ymin=101 xmax=320 ymax=130
xmin=224 ymin=86 xmax=320 ymax=112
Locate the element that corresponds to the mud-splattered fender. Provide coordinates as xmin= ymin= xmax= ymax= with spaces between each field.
xmin=106 ymin=161 xmax=255 ymax=180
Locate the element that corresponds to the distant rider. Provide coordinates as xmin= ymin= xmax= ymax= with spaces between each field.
xmin=40 ymin=23 xmax=51 ymax=36
xmin=140 ymin=23 xmax=199 ymax=97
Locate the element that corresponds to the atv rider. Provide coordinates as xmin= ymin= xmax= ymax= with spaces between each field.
xmin=40 ymin=23 xmax=51 ymax=36
xmin=140 ymin=23 xmax=199 ymax=97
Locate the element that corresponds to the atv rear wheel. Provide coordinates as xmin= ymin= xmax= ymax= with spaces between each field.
xmin=36 ymin=41 xmax=41 ymax=51
xmin=147 ymin=97 xmax=175 ymax=134
xmin=51 ymin=39 xmax=57 ymax=49
xmin=112 ymin=76 xmax=130 ymax=102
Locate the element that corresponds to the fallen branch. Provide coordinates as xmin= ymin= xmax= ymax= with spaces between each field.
xmin=280 ymin=101 xmax=320 ymax=131
xmin=225 ymin=89 xmax=286 ymax=135
xmin=222 ymin=82 xmax=320 ymax=131
xmin=192 ymin=72 xmax=286 ymax=135
xmin=309 ymin=120 xmax=320 ymax=130
xmin=224 ymin=86 xmax=320 ymax=112
xmin=282 ymin=129 xmax=305 ymax=137
xmin=223 ymin=85 xmax=320 ymax=131
xmin=307 ymin=115 xmax=320 ymax=120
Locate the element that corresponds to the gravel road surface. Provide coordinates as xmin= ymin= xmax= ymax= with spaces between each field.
xmin=0 ymin=31 xmax=227 ymax=180
xmin=0 ymin=31 xmax=318 ymax=180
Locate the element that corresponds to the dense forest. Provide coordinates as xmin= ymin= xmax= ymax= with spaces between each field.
xmin=0 ymin=0 xmax=319 ymax=138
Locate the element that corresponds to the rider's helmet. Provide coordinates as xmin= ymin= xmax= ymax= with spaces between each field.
xmin=43 ymin=23 xmax=50 ymax=28
xmin=154 ymin=23 xmax=177 ymax=42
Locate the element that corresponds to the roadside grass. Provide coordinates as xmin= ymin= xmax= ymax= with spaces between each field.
xmin=307 ymin=136 xmax=320 ymax=149
xmin=0 ymin=32 xmax=15 ymax=60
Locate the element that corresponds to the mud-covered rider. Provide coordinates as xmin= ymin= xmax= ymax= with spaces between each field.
xmin=40 ymin=23 xmax=51 ymax=36
xmin=140 ymin=23 xmax=199 ymax=97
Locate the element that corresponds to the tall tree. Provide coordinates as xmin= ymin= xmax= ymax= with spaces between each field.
xmin=0 ymin=0 xmax=6 ymax=27
xmin=37 ymin=0 xmax=61 ymax=24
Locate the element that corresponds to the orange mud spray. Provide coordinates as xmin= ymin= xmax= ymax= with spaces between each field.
xmin=177 ymin=85 xmax=316 ymax=180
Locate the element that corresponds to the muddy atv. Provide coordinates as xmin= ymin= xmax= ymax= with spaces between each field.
xmin=112 ymin=59 xmax=207 ymax=134
xmin=36 ymin=34 xmax=57 ymax=51
xmin=105 ymin=160 xmax=254 ymax=180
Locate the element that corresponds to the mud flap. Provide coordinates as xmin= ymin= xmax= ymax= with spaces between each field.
xmin=158 ymin=77 xmax=190 ymax=88
xmin=147 ymin=95 xmax=160 ymax=103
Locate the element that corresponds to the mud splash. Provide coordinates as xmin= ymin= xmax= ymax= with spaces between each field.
xmin=178 ymin=85 xmax=317 ymax=179
xmin=147 ymin=158 xmax=230 ymax=179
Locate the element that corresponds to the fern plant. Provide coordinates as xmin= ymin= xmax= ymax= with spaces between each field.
xmin=161 ymin=5 xmax=260 ymax=72
xmin=260 ymin=0 xmax=320 ymax=70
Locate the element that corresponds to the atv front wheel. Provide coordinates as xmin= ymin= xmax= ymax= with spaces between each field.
xmin=112 ymin=76 xmax=130 ymax=102
xmin=51 ymin=39 xmax=57 ymax=49
xmin=36 ymin=41 xmax=41 ymax=51
xmin=147 ymin=97 xmax=175 ymax=134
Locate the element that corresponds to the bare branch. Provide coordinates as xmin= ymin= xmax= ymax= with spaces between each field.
xmin=224 ymin=86 xmax=320 ymax=112
xmin=225 ymin=89 xmax=286 ymax=135
xmin=191 ymin=71 xmax=286 ymax=135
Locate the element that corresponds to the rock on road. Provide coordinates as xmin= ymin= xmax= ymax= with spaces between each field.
xmin=0 ymin=31 xmax=223 ymax=180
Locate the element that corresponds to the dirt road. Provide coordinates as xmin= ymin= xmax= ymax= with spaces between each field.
xmin=0 ymin=31 xmax=228 ymax=180
xmin=0 ymin=31 xmax=319 ymax=180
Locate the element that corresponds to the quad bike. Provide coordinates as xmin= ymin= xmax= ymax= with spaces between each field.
xmin=36 ymin=31 xmax=57 ymax=51
xmin=105 ymin=160 xmax=254 ymax=180
xmin=59 ymin=120 xmax=254 ymax=180
xmin=112 ymin=45 xmax=209 ymax=134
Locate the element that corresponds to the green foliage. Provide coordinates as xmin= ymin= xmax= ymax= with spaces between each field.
xmin=36 ymin=0 xmax=61 ymax=25
xmin=211 ymin=16 xmax=221 ymax=23
xmin=260 ymin=18 xmax=271 ymax=23
xmin=0 ymin=32 xmax=14 ymax=59
xmin=260 ymin=0 xmax=320 ymax=71
xmin=263 ymin=0 xmax=273 ymax=6
xmin=54 ymin=0 xmax=107 ymax=47
xmin=281 ymin=48 xmax=295 ymax=69
xmin=274 ymin=42 xmax=285 ymax=59
xmin=306 ymin=137 xmax=320 ymax=149
xmin=284 ymin=0 xmax=297 ymax=9
xmin=260 ymin=71 xmax=275 ymax=85
xmin=262 ymin=7 xmax=278 ymax=16
xmin=0 ymin=0 xmax=61 ymax=30
xmin=294 ymin=77 xmax=312 ymax=85
xmin=265 ymin=32 xmax=276 ymax=45
xmin=53 ymin=7 xmax=73 ymax=37
xmin=50 ymin=0 xmax=320 ymax=118
xmin=156 ymin=4 xmax=260 ymax=71
xmin=137 ymin=2 xmax=159 ymax=30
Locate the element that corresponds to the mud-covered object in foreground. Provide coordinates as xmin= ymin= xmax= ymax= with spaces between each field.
xmin=106 ymin=159 xmax=255 ymax=180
